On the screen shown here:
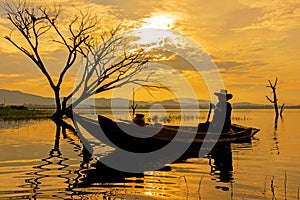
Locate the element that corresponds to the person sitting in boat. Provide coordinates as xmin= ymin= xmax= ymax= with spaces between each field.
xmin=211 ymin=89 xmax=233 ymax=133
xmin=132 ymin=113 xmax=147 ymax=126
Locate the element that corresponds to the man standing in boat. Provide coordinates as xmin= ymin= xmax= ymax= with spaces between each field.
xmin=211 ymin=89 xmax=233 ymax=133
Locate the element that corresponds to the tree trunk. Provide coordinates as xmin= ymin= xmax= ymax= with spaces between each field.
xmin=273 ymin=88 xmax=279 ymax=118
xmin=273 ymin=89 xmax=279 ymax=129
xmin=51 ymin=86 xmax=62 ymax=119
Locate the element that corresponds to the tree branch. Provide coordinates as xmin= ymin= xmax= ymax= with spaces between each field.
xmin=266 ymin=95 xmax=274 ymax=103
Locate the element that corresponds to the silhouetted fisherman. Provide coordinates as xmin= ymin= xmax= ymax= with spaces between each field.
xmin=211 ymin=89 xmax=233 ymax=133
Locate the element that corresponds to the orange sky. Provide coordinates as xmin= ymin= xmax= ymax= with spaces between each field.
xmin=0 ymin=0 xmax=299 ymax=105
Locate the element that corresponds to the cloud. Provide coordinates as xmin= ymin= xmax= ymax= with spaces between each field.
xmin=233 ymin=0 xmax=300 ymax=31
xmin=89 ymin=0 xmax=164 ymax=20
xmin=0 ymin=0 xmax=299 ymax=103
xmin=214 ymin=61 xmax=244 ymax=69
xmin=0 ymin=73 xmax=23 ymax=78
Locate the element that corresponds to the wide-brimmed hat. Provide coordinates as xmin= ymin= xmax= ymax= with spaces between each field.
xmin=214 ymin=89 xmax=233 ymax=100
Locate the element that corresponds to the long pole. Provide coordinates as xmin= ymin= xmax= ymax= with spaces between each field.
xmin=206 ymin=103 xmax=212 ymax=123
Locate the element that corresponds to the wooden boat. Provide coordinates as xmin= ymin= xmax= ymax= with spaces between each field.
xmin=73 ymin=113 xmax=259 ymax=154
xmin=97 ymin=115 xmax=259 ymax=152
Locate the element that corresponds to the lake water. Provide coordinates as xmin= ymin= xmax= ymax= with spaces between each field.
xmin=0 ymin=109 xmax=299 ymax=199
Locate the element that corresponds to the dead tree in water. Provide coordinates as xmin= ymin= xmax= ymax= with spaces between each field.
xmin=131 ymin=88 xmax=138 ymax=116
xmin=266 ymin=77 xmax=285 ymax=128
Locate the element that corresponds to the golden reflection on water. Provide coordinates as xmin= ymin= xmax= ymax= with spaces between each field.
xmin=0 ymin=109 xmax=300 ymax=199
xmin=0 ymin=119 xmax=82 ymax=199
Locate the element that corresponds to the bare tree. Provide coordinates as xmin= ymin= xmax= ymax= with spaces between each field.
xmin=266 ymin=77 xmax=285 ymax=128
xmin=2 ymin=1 xmax=95 ymax=118
xmin=130 ymin=88 xmax=138 ymax=116
xmin=2 ymin=1 xmax=153 ymax=119
xmin=64 ymin=29 xmax=156 ymax=114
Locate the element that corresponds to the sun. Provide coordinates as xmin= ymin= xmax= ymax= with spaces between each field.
xmin=130 ymin=13 xmax=182 ymax=49
xmin=141 ymin=13 xmax=175 ymax=30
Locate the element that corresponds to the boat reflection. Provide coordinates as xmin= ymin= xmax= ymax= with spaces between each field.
xmin=208 ymin=144 xmax=234 ymax=191
xmin=208 ymin=144 xmax=233 ymax=183
xmin=72 ymin=151 xmax=181 ymax=199
xmin=18 ymin=120 xmax=248 ymax=199
xmin=72 ymin=142 xmax=238 ymax=197
xmin=74 ymin=160 xmax=144 ymax=188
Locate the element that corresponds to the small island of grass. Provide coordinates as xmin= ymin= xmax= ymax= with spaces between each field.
xmin=0 ymin=105 xmax=52 ymax=120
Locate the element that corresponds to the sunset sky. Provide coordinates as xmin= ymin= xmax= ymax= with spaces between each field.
xmin=0 ymin=0 xmax=299 ymax=105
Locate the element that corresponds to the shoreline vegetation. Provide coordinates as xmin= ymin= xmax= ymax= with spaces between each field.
xmin=6 ymin=104 xmax=300 ymax=110
xmin=1 ymin=104 xmax=300 ymax=121
xmin=0 ymin=106 xmax=52 ymax=121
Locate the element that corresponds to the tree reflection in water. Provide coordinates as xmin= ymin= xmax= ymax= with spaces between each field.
xmin=19 ymin=122 xmax=82 ymax=199
xmin=18 ymin=121 xmax=145 ymax=199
